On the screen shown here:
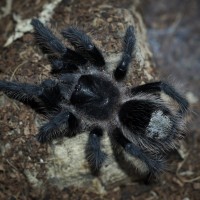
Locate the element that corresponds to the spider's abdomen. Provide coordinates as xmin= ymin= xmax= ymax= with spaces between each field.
xmin=70 ymin=74 xmax=120 ymax=120
xmin=119 ymin=100 xmax=173 ymax=139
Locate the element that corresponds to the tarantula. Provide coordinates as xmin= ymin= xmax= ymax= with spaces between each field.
xmin=0 ymin=19 xmax=189 ymax=176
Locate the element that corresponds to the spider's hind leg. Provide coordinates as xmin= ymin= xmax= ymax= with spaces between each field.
xmin=85 ymin=127 xmax=107 ymax=175
xmin=131 ymin=81 xmax=189 ymax=115
xmin=114 ymin=26 xmax=135 ymax=81
xmin=112 ymin=128 xmax=166 ymax=176
xmin=61 ymin=27 xmax=105 ymax=68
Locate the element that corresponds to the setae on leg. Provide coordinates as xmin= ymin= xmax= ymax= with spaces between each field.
xmin=37 ymin=110 xmax=79 ymax=143
xmin=31 ymin=18 xmax=66 ymax=54
xmin=85 ymin=127 xmax=107 ymax=174
xmin=112 ymin=128 xmax=166 ymax=175
xmin=38 ymin=80 xmax=63 ymax=116
xmin=0 ymin=79 xmax=63 ymax=116
xmin=31 ymin=19 xmax=86 ymax=74
xmin=131 ymin=81 xmax=189 ymax=115
xmin=61 ymin=26 xmax=105 ymax=68
xmin=114 ymin=26 xmax=135 ymax=81
xmin=0 ymin=80 xmax=43 ymax=109
xmin=48 ymin=56 xmax=78 ymax=74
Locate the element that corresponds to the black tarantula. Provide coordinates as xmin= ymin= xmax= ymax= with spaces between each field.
xmin=0 ymin=19 xmax=189 ymax=176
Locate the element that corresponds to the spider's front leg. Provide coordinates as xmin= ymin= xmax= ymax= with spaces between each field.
xmin=48 ymin=56 xmax=78 ymax=74
xmin=31 ymin=19 xmax=65 ymax=54
xmin=131 ymin=81 xmax=189 ymax=115
xmin=114 ymin=26 xmax=135 ymax=81
xmin=0 ymin=80 xmax=43 ymax=112
xmin=85 ymin=127 xmax=107 ymax=174
xmin=31 ymin=19 xmax=87 ymax=74
xmin=37 ymin=110 xmax=79 ymax=143
xmin=61 ymin=27 xmax=105 ymax=68
xmin=112 ymin=128 xmax=166 ymax=175
xmin=0 ymin=79 xmax=62 ymax=116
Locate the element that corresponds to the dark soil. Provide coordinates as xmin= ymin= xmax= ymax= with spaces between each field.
xmin=0 ymin=0 xmax=199 ymax=199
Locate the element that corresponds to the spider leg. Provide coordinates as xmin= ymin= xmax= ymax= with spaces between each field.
xmin=31 ymin=19 xmax=65 ymax=54
xmin=85 ymin=127 xmax=107 ymax=174
xmin=31 ymin=19 xmax=87 ymax=74
xmin=61 ymin=27 xmax=105 ymax=68
xmin=0 ymin=80 xmax=42 ymax=107
xmin=0 ymin=80 xmax=62 ymax=116
xmin=38 ymin=80 xmax=63 ymax=115
xmin=48 ymin=56 xmax=78 ymax=74
xmin=131 ymin=81 xmax=189 ymax=115
xmin=114 ymin=26 xmax=135 ymax=81
xmin=112 ymin=128 xmax=166 ymax=175
xmin=37 ymin=111 xmax=79 ymax=143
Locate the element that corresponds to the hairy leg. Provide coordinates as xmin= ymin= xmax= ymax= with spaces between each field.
xmin=31 ymin=19 xmax=87 ymax=74
xmin=31 ymin=19 xmax=65 ymax=54
xmin=48 ymin=56 xmax=79 ymax=74
xmin=37 ymin=111 xmax=79 ymax=143
xmin=131 ymin=81 xmax=189 ymax=115
xmin=85 ymin=127 xmax=107 ymax=174
xmin=112 ymin=128 xmax=166 ymax=175
xmin=61 ymin=27 xmax=105 ymax=68
xmin=0 ymin=80 xmax=42 ymax=107
xmin=38 ymin=80 xmax=63 ymax=115
xmin=114 ymin=26 xmax=135 ymax=81
xmin=0 ymin=79 xmax=63 ymax=116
